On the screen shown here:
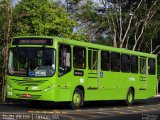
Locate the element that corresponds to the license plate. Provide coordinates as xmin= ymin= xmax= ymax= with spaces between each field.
xmin=22 ymin=94 xmax=32 ymax=98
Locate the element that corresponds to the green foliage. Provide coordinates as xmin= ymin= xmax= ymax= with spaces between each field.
xmin=65 ymin=0 xmax=160 ymax=52
xmin=0 ymin=0 xmax=8 ymax=39
xmin=12 ymin=0 xmax=77 ymax=38
xmin=66 ymin=0 xmax=107 ymax=43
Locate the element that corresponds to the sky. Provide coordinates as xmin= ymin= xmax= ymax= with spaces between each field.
xmin=12 ymin=0 xmax=20 ymax=6
xmin=13 ymin=0 xmax=20 ymax=4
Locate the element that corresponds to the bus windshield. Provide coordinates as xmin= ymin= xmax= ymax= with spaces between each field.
xmin=8 ymin=47 xmax=55 ymax=77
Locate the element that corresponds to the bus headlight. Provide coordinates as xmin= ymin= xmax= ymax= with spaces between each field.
xmin=43 ymin=85 xmax=54 ymax=92
xmin=7 ymin=84 xmax=13 ymax=90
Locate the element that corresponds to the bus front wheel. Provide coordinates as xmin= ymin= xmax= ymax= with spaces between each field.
xmin=125 ymin=88 xmax=134 ymax=106
xmin=70 ymin=88 xmax=84 ymax=109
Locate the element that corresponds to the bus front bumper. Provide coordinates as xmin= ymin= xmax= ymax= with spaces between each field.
xmin=6 ymin=88 xmax=57 ymax=102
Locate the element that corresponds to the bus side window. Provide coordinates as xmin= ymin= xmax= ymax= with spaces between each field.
xmin=131 ymin=56 xmax=138 ymax=73
xmin=121 ymin=54 xmax=130 ymax=73
xmin=88 ymin=50 xmax=98 ymax=70
xmin=58 ymin=44 xmax=71 ymax=77
xmin=101 ymin=51 xmax=110 ymax=71
xmin=148 ymin=58 xmax=156 ymax=75
xmin=140 ymin=58 xmax=146 ymax=74
xmin=73 ymin=46 xmax=86 ymax=69
xmin=111 ymin=52 xmax=120 ymax=72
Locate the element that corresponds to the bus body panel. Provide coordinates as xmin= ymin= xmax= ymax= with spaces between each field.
xmin=6 ymin=36 xmax=157 ymax=104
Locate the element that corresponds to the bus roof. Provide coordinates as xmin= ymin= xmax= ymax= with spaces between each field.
xmin=12 ymin=36 xmax=157 ymax=58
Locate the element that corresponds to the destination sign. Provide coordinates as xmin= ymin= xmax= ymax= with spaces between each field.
xmin=12 ymin=38 xmax=53 ymax=46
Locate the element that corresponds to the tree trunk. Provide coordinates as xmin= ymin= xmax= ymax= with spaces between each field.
xmin=1 ymin=0 xmax=12 ymax=102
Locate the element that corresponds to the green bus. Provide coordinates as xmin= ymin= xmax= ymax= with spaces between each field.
xmin=7 ymin=36 xmax=157 ymax=109
xmin=157 ymin=55 xmax=160 ymax=93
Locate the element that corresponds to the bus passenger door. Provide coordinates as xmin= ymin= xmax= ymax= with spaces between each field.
xmin=139 ymin=57 xmax=147 ymax=90
xmin=87 ymin=49 xmax=99 ymax=89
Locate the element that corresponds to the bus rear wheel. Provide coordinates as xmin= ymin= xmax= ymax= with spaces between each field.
xmin=70 ymin=88 xmax=84 ymax=109
xmin=125 ymin=88 xmax=134 ymax=106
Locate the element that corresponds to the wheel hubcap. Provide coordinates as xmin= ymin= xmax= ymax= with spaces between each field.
xmin=128 ymin=92 xmax=133 ymax=103
xmin=73 ymin=92 xmax=81 ymax=106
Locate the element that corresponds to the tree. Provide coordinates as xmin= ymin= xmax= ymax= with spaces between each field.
xmin=0 ymin=0 xmax=12 ymax=102
xmin=99 ymin=0 xmax=160 ymax=52
xmin=64 ymin=0 xmax=160 ymax=53
xmin=62 ymin=0 xmax=109 ymax=43
xmin=12 ymin=0 xmax=77 ymax=38
xmin=143 ymin=9 xmax=160 ymax=54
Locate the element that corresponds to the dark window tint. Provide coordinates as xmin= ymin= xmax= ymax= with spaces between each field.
xmin=131 ymin=56 xmax=138 ymax=73
xmin=121 ymin=54 xmax=130 ymax=72
xmin=111 ymin=52 xmax=120 ymax=72
xmin=58 ymin=44 xmax=71 ymax=76
xmin=158 ymin=57 xmax=160 ymax=65
xmin=148 ymin=58 xmax=156 ymax=75
xmin=101 ymin=51 xmax=110 ymax=71
xmin=73 ymin=47 xmax=86 ymax=69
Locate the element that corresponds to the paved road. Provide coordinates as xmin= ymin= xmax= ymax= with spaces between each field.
xmin=0 ymin=97 xmax=160 ymax=120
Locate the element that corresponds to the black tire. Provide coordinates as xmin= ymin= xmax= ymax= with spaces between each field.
xmin=125 ymin=88 xmax=134 ymax=106
xmin=70 ymin=88 xmax=84 ymax=109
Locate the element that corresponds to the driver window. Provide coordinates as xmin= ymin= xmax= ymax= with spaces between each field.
xmin=58 ymin=44 xmax=71 ymax=76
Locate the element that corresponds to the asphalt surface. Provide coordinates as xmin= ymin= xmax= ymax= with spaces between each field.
xmin=0 ymin=97 xmax=160 ymax=120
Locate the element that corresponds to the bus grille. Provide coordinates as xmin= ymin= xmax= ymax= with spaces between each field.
xmin=16 ymin=94 xmax=41 ymax=99
xmin=11 ymin=79 xmax=47 ymax=86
